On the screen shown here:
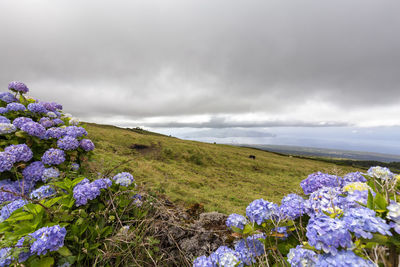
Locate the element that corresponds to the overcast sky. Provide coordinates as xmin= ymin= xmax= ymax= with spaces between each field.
xmin=1 ymin=0 xmax=400 ymax=153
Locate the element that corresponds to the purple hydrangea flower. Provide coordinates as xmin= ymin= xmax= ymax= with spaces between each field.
xmin=0 ymin=180 xmax=22 ymax=204
xmin=0 ymin=247 xmax=13 ymax=266
xmin=0 ymin=199 xmax=28 ymax=222
xmin=112 ymin=172 xmax=134 ymax=186
xmin=42 ymin=167 xmax=60 ymax=182
xmin=28 ymin=225 xmax=67 ymax=255
xmin=0 ymin=107 xmax=7 ymax=114
xmin=71 ymin=163 xmax=80 ymax=171
xmin=342 ymin=207 xmax=392 ymax=239
xmin=316 ymin=250 xmax=375 ymax=267
xmin=44 ymin=127 xmax=66 ymax=139
xmin=39 ymin=117 xmax=54 ymax=128
xmin=0 ymin=92 xmax=18 ymax=103
xmin=210 ymin=246 xmax=241 ymax=267
xmin=52 ymin=118 xmax=64 ymax=125
xmin=387 ymin=202 xmax=400 ymax=234
xmin=246 ymin=199 xmax=278 ymax=225
xmin=226 ymin=213 xmax=247 ymax=230
xmin=193 ymin=255 xmax=214 ymax=267
xmin=0 ymin=123 xmax=16 ymax=135
xmin=342 ymin=171 xmax=367 ymax=185
xmin=306 ymin=215 xmax=352 ymax=255
xmin=305 ymin=187 xmax=349 ymax=216
xmin=287 ymin=245 xmax=318 ymax=267
xmin=300 ymin=172 xmax=342 ymax=195
xmin=41 ymin=148 xmax=65 ymax=165
xmin=73 ymin=178 xmax=112 ymax=206
xmin=0 ymin=152 xmax=16 ymax=172
xmin=21 ymin=122 xmax=46 ymax=138
xmin=279 ymin=193 xmax=305 ymax=220
xmin=80 ymin=139 xmax=95 ymax=151
xmin=13 ymin=117 xmax=33 ymax=129
xmin=132 ymin=194 xmax=143 ymax=207
xmin=64 ymin=126 xmax=87 ymax=138
xmin=234 ymin=234 xmax=265 ymax=265
xmin=22 ymin=161 xmax=45 ymax=189
xmin=6 ymin=102 xmax=26 ymax=112
xmin=4 ymin=144 xmax=33 ymax=162
xmin=8 ymin=81 xmax=29 ymax=93
xmin=30 ymin=185 xmax=56 ymax=199
xmin=27 ymin=103 xmax=47 ymax=113
xmin=0 ymin=116 xmax=10 ymax=123
xmin=41 ymin=102 xmax=59 ymax=112
xmin=57 ymin=136 xmax=79 ymax=151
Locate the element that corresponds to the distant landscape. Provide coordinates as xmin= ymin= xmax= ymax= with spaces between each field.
xmin=241 ymin=144 xmax=400 ymax=162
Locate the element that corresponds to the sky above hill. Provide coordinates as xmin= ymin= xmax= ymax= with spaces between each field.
xmin=1 ymin=0 xmax=400 ymax=154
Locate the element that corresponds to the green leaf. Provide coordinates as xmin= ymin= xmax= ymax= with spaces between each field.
xmin=30 ymin=257 xmax=54 ymax=267
xmin=242 ymin=224 xmax=254 ymax=235
xmin=57 ymin=246 xmax=72 ymax=257
xmin=374 ymin=193 xmax=388 ymax=210
xmin=367 ymin=190 xmax=374 ymax=210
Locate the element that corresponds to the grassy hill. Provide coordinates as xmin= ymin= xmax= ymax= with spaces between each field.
xmin=84 ymin=123 xmax=359 ymax=214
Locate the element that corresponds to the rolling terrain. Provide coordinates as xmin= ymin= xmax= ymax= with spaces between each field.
xmin=84 ymin=123 xmax=360 ymax=214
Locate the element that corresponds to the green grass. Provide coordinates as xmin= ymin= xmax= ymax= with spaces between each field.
xmin=84 ymin=123 xmax=360 ymax=214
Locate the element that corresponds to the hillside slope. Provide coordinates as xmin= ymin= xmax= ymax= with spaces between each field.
xmin=85 ymin=123 xmax=359 ymax=214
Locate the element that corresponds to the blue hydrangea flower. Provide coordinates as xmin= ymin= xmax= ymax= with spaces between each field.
xmin=234 ymin=234 xmax=265 ymax=265
xmin=27 ymin=103 xmax=47 ymax=113
xmin=64 ymin=126 xmax=87 ymax=138
xmin=0 ymin=123 xmax=16 ymax=135
xmin=226 ymin=213 xmax=247 ymax=230
xmin=0 ymin=247 xmax=13 ymax=266
xmin=300 ymin=172 xmax=342 ymax=195
xmin=41 ymin=102 xmax=60 ymax=112
xmin=22 ymin=161 xmax=45 ymax=188
xmin=41 ymin=148 xmax=65 ymax=165
xmin=52 ymin=118 xmax=64 ymax=125
xmin=57 ymin=136 xmax=79 ymax=151
xmin=0 ymin=199 xmax=28 ymax=222
xmin=0 ymin=107 xmax=7 ymax=114
xmin=305 ymin=187 xmax=349 ymax=216
xmin=306 ymin=215 xmax=352 ymax=255
xmin=20 ymin=122 xmax=46 ymax=138
xmin=44 ymin=127 xmax=66 ymax=139
xmin=246 ymin=199 xmax=278 ymax=225
xmin=39 ymin=117 xmax=54 ymax=128
xmin=8 ymin=81 xmax=29 ymax=93
xmin=193 ymin=255 xmax=214 ymax=267
xmin=0 ymin=180 xmax=22 ymax=204
xmin=41 ymin=167 xmax=60 ymax=182
xmin=73 ymin=178 xmax=112 ymax=206
xmin=30 ymin=185 xmax=56 ymax=199
xmin=80 ymin=139 xmax=95 ymax=151
xmin=28 ymin=225 xmax=67 ymax=255
xmin=71 ymin=163 xmax=80 ymax=171
xmin=367 ymin=166 xmax=394 ymax=180
xmin=0 ymin=116 xmax=10 ymax=123
xmin=6 ymin=102 xmax=26 ymax=112
xmin=112 ymin=172 xmax=134 ymax=187
xmin=342 ymin=207 xmax=392 ymax=239
xmin=15 ymin=237 xmax=32 ymax=262
xmin=210 ymin=246 xmax=242 ymax=267
xmin=316 ymin=250 xmax=375 ymax=267
xmin=342 ymin=171 xmax=367 ymax=185
xmin=0 ymin=152 xmax=16 ymax=172
xmin=279 ymin=193 xmax=305 ymax=220
xmin=287 ymin=245 xmax=318 ymax=267
xmin=5 ymin=144 xmax=33 ymax=162
xmin=132 ymin=194 xmax=143 ymax=207
xmin=12 ymin=117 xmax=33 ymax=128
xmin=0 ymin=92 xmax=18 ymax=103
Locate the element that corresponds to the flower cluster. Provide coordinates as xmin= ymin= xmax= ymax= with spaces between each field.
xmin=30 ymin=185 xmax=56 ymax=199
xmin=112 ymin=172 xmax=135 ymax=187
xmin=287 ymin=245 xmax=318 ymax=267
xmin=73 ymin=178 xmax=112 ymax=206
xmin=8 ymin=81 xmax=29 ymax=94
xmin=245 ymin=199 xmax=278 ymax=225
xmin=226 ymin=214 xmax=247 ymax=230
xmin=0 ymin=199 xmax=28 ymax=222
xmin=4 ymin=144 xmax=33 ymax=162
xmin=300 ymin=172 xmax=342 ymax=195
xmin=57 ymin=136 xmax=79 ymax=151
xmin=279 ymin=193 xmax=305 ymax=220
xmin=24 ymin=225 xmax=66 ymax=256
xmin=41 ymin=148 xmax=65 ymax=165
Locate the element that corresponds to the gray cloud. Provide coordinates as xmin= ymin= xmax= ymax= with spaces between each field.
xmin=0 ymin=0 xmax=399 ymax=123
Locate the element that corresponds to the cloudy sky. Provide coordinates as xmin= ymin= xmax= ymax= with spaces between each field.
xmin=1 ymin=0 xmax=400 ymax=154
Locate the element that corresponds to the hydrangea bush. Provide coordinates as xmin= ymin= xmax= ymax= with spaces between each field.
xmin=0 ymin=82 xmax=145 ymax=266
xmin=194 ymin=169 xmax=400 ymax=266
